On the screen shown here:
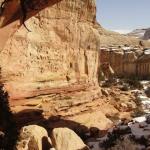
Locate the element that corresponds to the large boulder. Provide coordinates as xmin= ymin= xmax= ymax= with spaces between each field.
xmin=51 ymin=128 xmax=89 ymax=150
xmin=16 ymin=125 xmax=52 ymax=150
xmin=70 ymin=111 xmax=114 ymax=131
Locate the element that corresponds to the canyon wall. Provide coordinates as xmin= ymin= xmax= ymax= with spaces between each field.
xmin=100 ymin=48 xmax=150 ymax=79
xmin=0 ymin=0 xmax=100 ymax=100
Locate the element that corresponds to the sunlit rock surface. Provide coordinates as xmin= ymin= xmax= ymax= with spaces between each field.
xmin=0 ymin=0 xmax=100 ymax=100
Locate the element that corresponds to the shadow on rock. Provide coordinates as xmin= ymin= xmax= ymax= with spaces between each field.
xmin=13 ymin=109 xmax=104 ymax=141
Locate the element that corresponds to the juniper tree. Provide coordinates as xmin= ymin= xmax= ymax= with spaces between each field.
xmin=0 ymin=84 xmax=18 ymax=150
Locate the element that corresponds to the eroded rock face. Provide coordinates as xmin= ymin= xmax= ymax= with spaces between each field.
xmin=100 ymin=49 xmax=138 ymax=77
xmin=0 ymin=0 xmax=100 ymax=100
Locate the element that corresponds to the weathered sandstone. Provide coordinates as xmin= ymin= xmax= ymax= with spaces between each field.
xmin=51 ymin=128 xmax=88 ymax=150
xmin=0 ymin=0 xmax=100 ymax=100
xmin=16 ymin=125 xmax=52 ymax=150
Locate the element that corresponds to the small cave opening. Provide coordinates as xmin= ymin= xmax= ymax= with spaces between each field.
xmin=70 ymin=62 xmax=73 ymax=68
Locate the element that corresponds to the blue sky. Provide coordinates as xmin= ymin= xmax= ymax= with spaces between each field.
xmin=96 ymin=0 xmax=150 ymax=33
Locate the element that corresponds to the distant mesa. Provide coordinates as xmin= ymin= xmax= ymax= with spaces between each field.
xmin=144 ymin=28 xmax=150 ymax=40
xmin=127 ymin=28 xmax=150 ymax=40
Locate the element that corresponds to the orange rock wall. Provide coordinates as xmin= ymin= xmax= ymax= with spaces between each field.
xmin=0 ymin=0 xmax=100 ymax=100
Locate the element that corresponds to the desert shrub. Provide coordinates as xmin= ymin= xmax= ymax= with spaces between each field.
xmin=131 ymin=108 xmax=145 ymax=118
xmin=98 ymin=68 xmax=105 ymax=83
xmin=109 ymin=138 xmax=140 ymax=150
xmin=120 ymin=83 xmax=130 ymax=91
xmin=100 ymin=132 xmax=140 ymax=150
xmin=122 ymin=78 xmax=143 ymax=90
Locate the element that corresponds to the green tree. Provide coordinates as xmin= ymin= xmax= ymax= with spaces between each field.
xmin=0 ymin=84 xmax=18 ymax=150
